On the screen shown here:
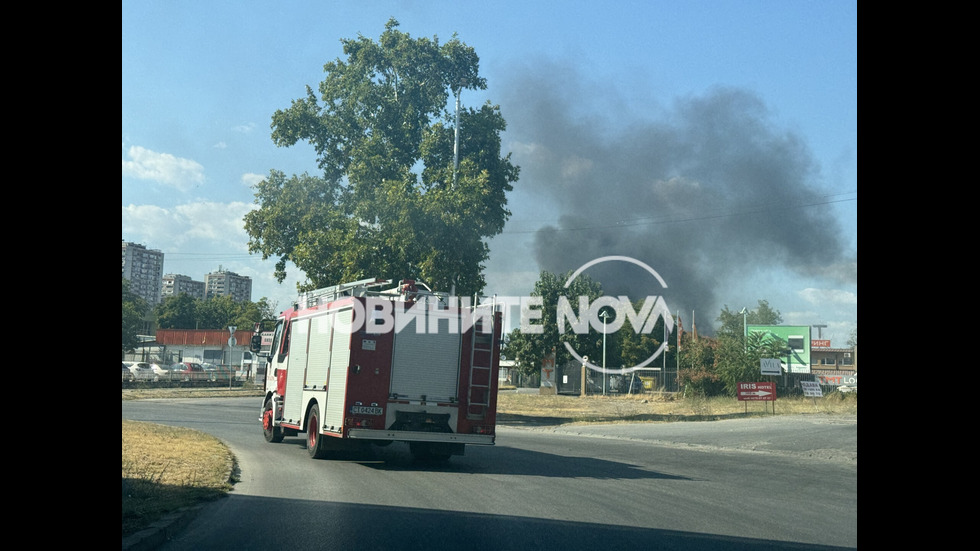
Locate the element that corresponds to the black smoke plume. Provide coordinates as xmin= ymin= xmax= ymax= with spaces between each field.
xmin=494 ymin=60 xmax=856 ymax=333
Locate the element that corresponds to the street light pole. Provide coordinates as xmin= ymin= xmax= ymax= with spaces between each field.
xmin=453 ymin=78 xmax=467 ymax=187
xmin=600 ymin=310 xmax=609 ymax=396
xmin=739 ymin=307 xmax=748 ymax=352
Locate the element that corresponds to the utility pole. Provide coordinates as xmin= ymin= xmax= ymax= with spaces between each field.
xmin=453 ymin=78 xmax=467 ymax=187
xmin=740 ymin=307 xmax=748 ymax=352
xmin=600 ymin=310 xmax=610 ymax=396
xmin=581 ymin=356 xmax=588 ymax=397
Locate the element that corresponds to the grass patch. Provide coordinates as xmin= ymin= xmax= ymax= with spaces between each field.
xmin=494 ymin=391 xmax=857 ymax=422
xmin=122 ymin=385 xmax=266 ymax=401
xmin=122 ymin=420 xmax=236 ymax=537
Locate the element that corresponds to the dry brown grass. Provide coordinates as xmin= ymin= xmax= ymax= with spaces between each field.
xmin=495 ymin=390 xmax=857 ymax=423
xmin=122 ymin=385 xmax=266 ymax=401
xmin=121 ymin=420 xmax=236 ymax=537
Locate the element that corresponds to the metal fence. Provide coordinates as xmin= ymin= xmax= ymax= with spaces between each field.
xmin=506 ymin=363 xmax=856 ymax=397
xmin=122 ymin=361 xmax=265 ymax=387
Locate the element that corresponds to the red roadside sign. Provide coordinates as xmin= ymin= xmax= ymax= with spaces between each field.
xmin=737 ymin=382 xmax=776 ymax=401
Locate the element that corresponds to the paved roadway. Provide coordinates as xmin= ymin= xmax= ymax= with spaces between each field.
xmin=122 ymin=397 xmax=856 ymax=550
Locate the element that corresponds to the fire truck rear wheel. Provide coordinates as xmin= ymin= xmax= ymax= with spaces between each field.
xmin=263 ymin=400 xmax=284 ymax=443
xmin=307 ymin=403 xmax=328 ymax=459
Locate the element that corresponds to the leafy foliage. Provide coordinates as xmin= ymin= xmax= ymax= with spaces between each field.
xmin=677 ymin=337 xmax=721 ymax=396
xmin=716 ymin=300 xmax=783 ymax=340
xmin=714 ymin=332 xmax=779 ymax=396
xmin=618 ymin=300 xmax=675 ymax=372
xmin=501 ymin=271 xmax=604 ymax=376
xmin=122 ymin=278 xmax=148 ymax=353
xmin=696 ymin=301 xmax=784 ymax=395
xmin=244 ymin=18 xmax=518 ymax=297
xmin=155 ymin=293 xmax=197 ymax=330
xmin=154 ymin=294 xmax=276 ymax=330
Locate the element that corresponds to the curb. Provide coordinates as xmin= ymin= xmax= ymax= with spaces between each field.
xmin=122 ymin=504 xmax=205 ymax=551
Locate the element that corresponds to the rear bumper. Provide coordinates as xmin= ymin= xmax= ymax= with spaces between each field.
xmin=347 ymin=429 xmax=494 ymax=445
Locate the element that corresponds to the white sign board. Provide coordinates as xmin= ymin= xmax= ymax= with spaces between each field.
xmin=760 ymin=358 xmax=782 ymax=376
xmin=800 ymin=381 xmax=823 ymax=397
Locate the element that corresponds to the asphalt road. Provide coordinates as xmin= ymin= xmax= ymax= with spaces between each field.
xmin=122 ymin=398 xmax=857 ymax=550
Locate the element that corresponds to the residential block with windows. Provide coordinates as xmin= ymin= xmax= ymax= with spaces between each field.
xmin=162 ymin=274 xmax=206 ymax=300
xmin=205 ymin=268 xmax=253 ymax=303
xmin=122 ymin=241 xmax=164 ymax=306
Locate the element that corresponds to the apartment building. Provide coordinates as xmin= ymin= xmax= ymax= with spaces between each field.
xmin=162 ymin=274 xmax=206 ymax=300
xmin=205 ymin=268 xmax=253 ymax=303
xmin=121 ymin=241 xmax=165 ymax=306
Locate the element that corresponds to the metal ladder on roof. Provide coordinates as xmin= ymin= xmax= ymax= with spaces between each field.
xmin=466 ymin=303 xmax=496 ymax=419
xmin=298 ymin=278 xmax=392 ymax=308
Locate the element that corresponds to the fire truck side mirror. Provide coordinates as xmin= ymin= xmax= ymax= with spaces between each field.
xmin=250 ymin=334 xmax=263 ymax=354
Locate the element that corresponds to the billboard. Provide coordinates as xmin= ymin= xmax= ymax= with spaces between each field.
xmin=746 ymin=325 xmax=811 ymax=374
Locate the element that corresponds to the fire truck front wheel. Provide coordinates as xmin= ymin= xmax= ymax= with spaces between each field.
xmin=262 ymin=400 xmax=284 ymax=443
xmin=307 ymin=403 xmax=328 ymax=459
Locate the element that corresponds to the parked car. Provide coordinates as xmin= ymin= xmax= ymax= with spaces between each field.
xmin=167 ymin=361 xmax=207 ymax=381
xmin=122 ymin=362 xmax=135 ymax=382
xmin=201 ymin=362 xmax=235 ymax=382
xmin=130 ymin=362 xmax=168 ymax=381
xmin=155 ymin=363 xmax=182 ymax=380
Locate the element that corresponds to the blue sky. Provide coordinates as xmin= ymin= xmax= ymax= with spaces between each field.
xmin=122 ymin=1 xmax=857 ymax=345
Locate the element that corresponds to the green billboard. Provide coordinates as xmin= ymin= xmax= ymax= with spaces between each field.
xmin=746 ymin=325 xmax=811 ymax=374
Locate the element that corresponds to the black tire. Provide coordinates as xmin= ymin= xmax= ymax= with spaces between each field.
xmin=262 ymin=399 xmax=284 ymax=443
xmin=307 ymin=403 xmax=328 ymax=459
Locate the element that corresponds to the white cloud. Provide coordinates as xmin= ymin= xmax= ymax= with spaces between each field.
xmin=233 ymin=122 xmax=256 ymax=133
xmin=241 ymin=173 xmax=265 ymax=188
xmin=172 ymin=201 xmax=253 ymax=250
xmin=122 ymin=201 xmax=251 ymax=252
xmin=122 ymin=145 xmax=205 ymax=192
xmin=798 ymin=287 xmax=857 ymax=308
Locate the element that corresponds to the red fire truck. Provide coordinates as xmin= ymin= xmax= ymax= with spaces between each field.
xmin=250 ymin=278 xmax=502 ymax=461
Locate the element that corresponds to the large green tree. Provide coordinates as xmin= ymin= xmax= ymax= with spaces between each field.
xmin=155 ymin=294 xmax=275 ymax=331
xmin=122 ymin=278 xmax=148 ymax=354
xmin=245 ymin=18 xmax=518 ymax=297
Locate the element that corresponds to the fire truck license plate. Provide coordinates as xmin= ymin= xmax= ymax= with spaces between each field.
xmin=351 ymin=406 xmax=383 ymax=415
